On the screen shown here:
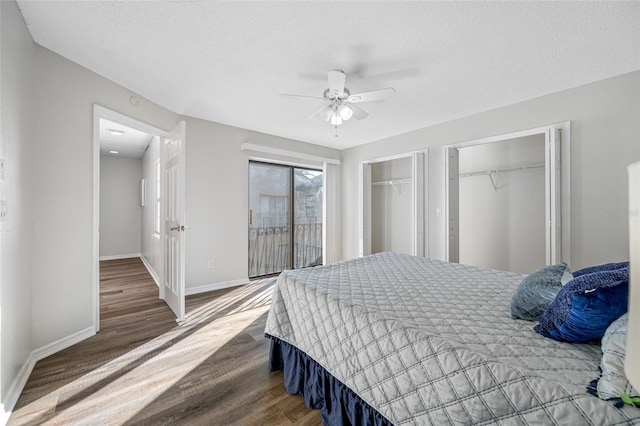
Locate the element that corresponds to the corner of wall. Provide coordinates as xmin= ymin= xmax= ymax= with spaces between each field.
xmin=1 ymin=0 xmax=36 ymax=419
xmin=0 ymin=326 xmax=95 ymax=422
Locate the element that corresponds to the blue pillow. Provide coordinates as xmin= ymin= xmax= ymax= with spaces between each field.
xmin=573 ymin=261 xmax=629 ymax=278
xmin=510 ymin=263 xmax=569 ymax=321
xmin=534 ymin=265 xmax=629 ymax=343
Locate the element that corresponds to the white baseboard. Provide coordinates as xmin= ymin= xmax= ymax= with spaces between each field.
xmin=1 ymin=352 xmax=35 ymax=426
xmin=1 ymin=403 xmax=9 ymax=426
xmin=1 ymin=326 xmax=95 ymax=424
xmin=31 ymin=326 xmax=95 ymax=361
xmin=99 ymin=253 xmax=141 ymax=261
xmin=185 ymin=277 xmax=249 ymax=296
xmin=140 ymin=255 xmax=160 ymax=287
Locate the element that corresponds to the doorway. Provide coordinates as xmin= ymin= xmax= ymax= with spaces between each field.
xmin=360 ymin=151 xmax=427 ymax=258
xmin=98 ymin=120 xmax=153 ymax=262
xmin=248 ymin=161 xmax=323 ymax=278
xmin=92 ymin=105 xmax=187 ymax=330
xmin=445 ymin=123 xmax=571 ymax=271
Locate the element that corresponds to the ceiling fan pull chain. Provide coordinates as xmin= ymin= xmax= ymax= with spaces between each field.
xmin=334 ymin=126 xmax=339 ymax=138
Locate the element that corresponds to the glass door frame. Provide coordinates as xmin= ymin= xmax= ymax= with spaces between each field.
xmin=248 ymin=160 xmax=323 ymax=278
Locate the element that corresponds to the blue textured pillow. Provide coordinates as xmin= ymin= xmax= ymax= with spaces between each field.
xmin=534 ymin=265 xmax=629 ymax=343
xmin=510 ymin=263 xmax=569 ymax=321
xmin=573 ymin=261 xmax=629 ymax=278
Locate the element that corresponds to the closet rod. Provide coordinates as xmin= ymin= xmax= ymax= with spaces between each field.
xmin=459 ymin=164 xmax=545 ymax=178
xmin=371 ymin=178 xmax=412 ymax=186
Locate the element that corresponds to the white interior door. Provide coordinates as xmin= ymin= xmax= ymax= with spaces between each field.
xmin=361 ymin=162 xmax=372 ymax=256
xmin=412 ymin=152 xmax=426 ymax=257
xmin=445 ymin=147 xmax=460 ymax=263
xmin=162 ymin=121 xmax=186 ymax=321
xmin=545 ymin=128 xmax=562 ymax=264
xmin=626 ymin=161 xmax=640 ymax=389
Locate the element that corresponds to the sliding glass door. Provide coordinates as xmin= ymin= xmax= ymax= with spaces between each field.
xmin=248 ymin=161 xmax=323 ymax=278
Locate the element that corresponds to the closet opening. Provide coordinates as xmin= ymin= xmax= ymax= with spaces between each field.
xmin=360 ymin=150 xmax=427 ymax=258
xmin=445 ymin=123 xmax=571 ymax=273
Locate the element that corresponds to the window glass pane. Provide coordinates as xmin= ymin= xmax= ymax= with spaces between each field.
xmin=248 ymin=163 xmax=290 ymax=277
xmin=293 ymin=168 xmax=323 ymax=269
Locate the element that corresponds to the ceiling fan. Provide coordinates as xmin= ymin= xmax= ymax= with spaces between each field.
xmin=280 ymin=69 xmax=396 ymax=135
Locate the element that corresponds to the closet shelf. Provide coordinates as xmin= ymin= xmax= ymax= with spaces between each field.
xmin=371 ymin=178 xmax=412 ymax=186
xmin=372 ymin=178 xmax=411 ymax=195
xmin=459 ymin=164 xmax=545 ymax=191
xmin=459 ymin=164 xmax=545 ymax=178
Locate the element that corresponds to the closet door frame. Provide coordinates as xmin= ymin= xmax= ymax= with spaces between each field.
xmin=444 ymin=121 xmax=571 ymax=265
xmin=359 ymin=150 xmax=428 ymax=258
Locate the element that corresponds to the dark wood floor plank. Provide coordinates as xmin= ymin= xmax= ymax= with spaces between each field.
xmin=8 ymin=259 xmax=320 ymax=425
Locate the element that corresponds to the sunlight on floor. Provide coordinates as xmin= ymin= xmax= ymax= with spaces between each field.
xmin=185 ymin=280 xmax=274 ymax=326
xmin=10 ymin=277 xmax=278 ymax=425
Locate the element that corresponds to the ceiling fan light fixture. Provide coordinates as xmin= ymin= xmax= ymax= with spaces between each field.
xmin=320 ymin=106 xmax=333 ymax=122
xmin=330 ymin=111 xmax=343 ymax=126
xmin=280 ymin=68 xmax=395 ymax=133
xmin=338 ymin=104 xmax=353 ymax=121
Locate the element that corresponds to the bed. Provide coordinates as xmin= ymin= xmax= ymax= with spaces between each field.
xmin=265 ymin=252 xmax=640 ymax=425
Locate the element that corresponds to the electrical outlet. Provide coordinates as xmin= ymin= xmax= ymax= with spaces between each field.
xmin=208 ymin=259 xmax=215 ymax=269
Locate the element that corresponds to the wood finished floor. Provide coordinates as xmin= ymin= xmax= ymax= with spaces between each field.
xmin=8 ymin=258 xmax=321 ymax=425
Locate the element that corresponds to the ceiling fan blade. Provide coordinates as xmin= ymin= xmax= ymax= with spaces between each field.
xmin=327 ymin=69 xmax=346 ymax=97
xmin=279 ymin=94 xmax=326 ymax=102
xmin=345 ymin=103 xmax=369 ymax=120
xmin=307 ymin=105 xmax=333 ymax=121
xmin=348 ymin=87 xmax=396 ymax=103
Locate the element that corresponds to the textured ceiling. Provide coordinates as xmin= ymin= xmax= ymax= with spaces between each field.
xmin=100 ymin=119 xmax=153 ymax=159
xmin=17 ymin=1 xmax=640 ymax=150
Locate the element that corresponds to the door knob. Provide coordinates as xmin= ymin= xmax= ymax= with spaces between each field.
xmin=170 ymin=225 xmax=191 ymax=232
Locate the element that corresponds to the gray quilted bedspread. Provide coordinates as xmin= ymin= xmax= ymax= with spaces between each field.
xmin=265 ymin=252 xmax=640 ymax=425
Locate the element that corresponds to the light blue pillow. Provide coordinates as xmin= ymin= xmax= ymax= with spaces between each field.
xmin=596 ymin=314 xmax=639 ymax=400
xmin=509 ymin=263 xmax=569 ymax=321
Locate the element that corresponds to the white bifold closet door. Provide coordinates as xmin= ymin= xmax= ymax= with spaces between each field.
xmin=546 ymin=128 xmax=562 ymax=265
xmin=412 ymin=152 xmax=425 ymax=257
xmin=361 ymin=162 xmax=372 ymax=256
xmin=445 ymin=147 xmax=460 ymax=263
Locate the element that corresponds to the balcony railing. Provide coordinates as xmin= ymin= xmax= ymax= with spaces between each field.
xmin=248 ymin=220 xmax=322 ymax=278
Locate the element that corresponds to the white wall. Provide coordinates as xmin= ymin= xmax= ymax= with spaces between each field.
xmin=141 ymin=137 xmax=161 ymax=277
xmin=184 ymin=116 xmax=341 ymax=290
xmin=27 ymin=42 xmax=341 ymax=349
xmin=342 ymin=71 xmax=640 ymax=270
xmin=371 ymin=157 xmax=413 ymax=255
xmin=99 ymin=155 xmax=142 ymax=258
xmin=458 ymin=135 xmax=546 ymax=274
xmin=31 ymin=45 xmax=180 ymax=349
xmin=0 ymin=0 xmax=35 ymax=413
